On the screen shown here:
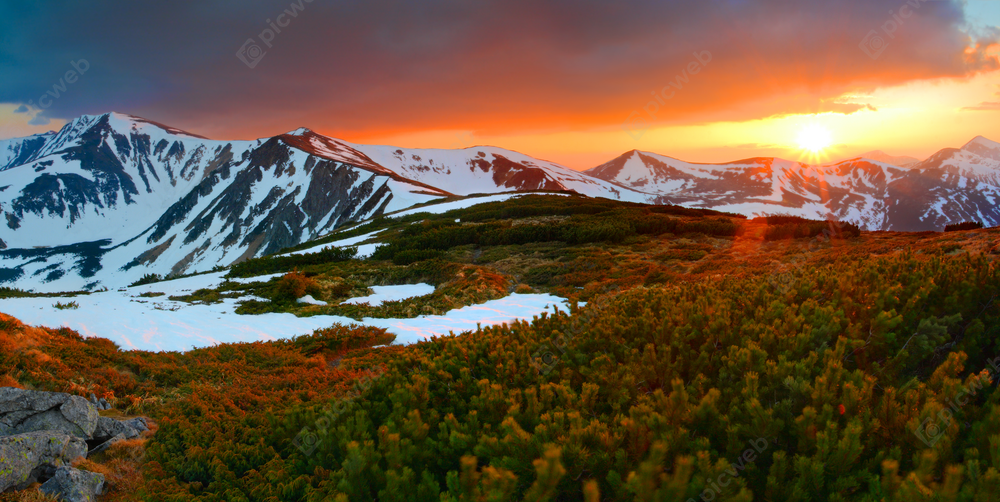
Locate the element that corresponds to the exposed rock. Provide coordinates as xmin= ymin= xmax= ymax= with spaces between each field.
xmin=87 ymin=433 xmax=125 ymax=456
xmin=122 ymin=417 xmax=148 ymax=433
xmin=40 ymin=466 xmax=105 ymax=502
xmin=0 ymin=388 xmax=98 ymax=438
xmin=86 ymin=393 xmax=109 ymax=411
xmin=92 ymin=415 xmax=140 ymax=442
xmin=0 ymin=431 xmax=87 ymax=491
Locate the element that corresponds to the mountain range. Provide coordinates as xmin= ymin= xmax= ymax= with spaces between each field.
xmin=584 ymin=136 xmax=1000 ymax=231
xmin=1 ymin=112 xmax=997 ymax=291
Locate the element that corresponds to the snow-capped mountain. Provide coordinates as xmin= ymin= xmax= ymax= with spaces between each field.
xmin=278 ymin=129 xmax=650 ymax=201
xmin=585 ymin=138 xmax=1000 ymax=231
xmin=1 ymin=113 xmax=647 ymax=292
xmin=960 ymin=136 xmax=1000 ymax=162
xmin=0 ymin=113 xmax=448 ymax=291
xmin=3 ymin=111 xmax=994 ymax=291
xmin=343 ymin=140 xmax=646 ymax=201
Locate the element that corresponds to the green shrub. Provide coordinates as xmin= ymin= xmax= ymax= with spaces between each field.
xmin=129 ymin=273 xmax=163 ymax=287
xmin=268 ymin=252 xmax=1000 ymax=501
xmin=392 ymin=249 xmax=444 ymax=265
xmin=273 ymin=272 xmax=321 ymax=302
xmin=227 ymin=246 xmax=357 ymax=278
xmin=944 ymin=221 xmax=984 ymax=232
xmin=168 ymin=289 xmax=221 ymax=304
xmin=0 ymin=287 xmax=32 ymax=299
xmin=763 ymin=218 xmax=861 ymax=240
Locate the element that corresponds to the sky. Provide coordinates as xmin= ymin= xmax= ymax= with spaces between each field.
xmin=1 ymin=0 xmax=997 ymax=169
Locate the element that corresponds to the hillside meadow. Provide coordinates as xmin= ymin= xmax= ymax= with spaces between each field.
xmin=1 ymin=195 xmax=999 ymax=501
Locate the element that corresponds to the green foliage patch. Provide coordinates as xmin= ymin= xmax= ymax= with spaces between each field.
xmin=945 ymin=221 xmax=985 ymax=232
xmin=262 ymin=252 xmax=1000 ymax=501
xmin=227 ymin=246 xmax=357 ymax=278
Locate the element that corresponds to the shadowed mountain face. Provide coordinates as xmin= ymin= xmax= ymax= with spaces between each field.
xmin=585 ymin=140 xmax=1000 ymax=232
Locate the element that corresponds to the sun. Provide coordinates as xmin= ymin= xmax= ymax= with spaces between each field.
xmin=797 ymin=124 xmax=833 ymax=153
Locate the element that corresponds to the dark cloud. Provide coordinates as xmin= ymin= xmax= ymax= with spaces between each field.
xmin=0 ymin=0 xmax=996 ymax=139
xmin=13 ymin=104 xmax=28 ymax=113
xmin=27 ymin=113 xmax=51 ymax=126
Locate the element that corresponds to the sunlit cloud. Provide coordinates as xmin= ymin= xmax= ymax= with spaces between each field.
xmin=961 ymin=101 xmax=1000 ymax=111
xmin=0 ymin=0 xmax=997 ymax=167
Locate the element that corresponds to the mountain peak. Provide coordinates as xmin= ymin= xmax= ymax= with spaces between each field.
xmin=963 ymin=135 xmax=1000 ymax=151
xmin=960 ymin=135 xmax=1000 ymax=162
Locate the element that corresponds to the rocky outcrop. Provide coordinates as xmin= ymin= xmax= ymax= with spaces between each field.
xmin=0 ymin=388 xmax=98 ymax=438
xmin=0 ymin=431 xmax=87 ymax=491
xmin=0 ymin=387 xmax=150 ymax=501
xmin=40 ymin=467 xmax=105 ymax=502
xmin=92 ymin=415 xmax=141 ymax=441
xmin=88 ymin=394 xmax=111 ymax=411
xmin=88 ymin=415 xmax=147 ymax=455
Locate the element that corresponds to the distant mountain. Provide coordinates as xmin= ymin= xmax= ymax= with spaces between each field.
xmin=585 ymin=137 xmax=1000 ymax=231
xmin=850 ymin=150 xmax=920 ymax=168
xmin=961 ymin=136 xmax=1000 ymax=162
xmin=0 ymin=113 xmax=646 ymax=291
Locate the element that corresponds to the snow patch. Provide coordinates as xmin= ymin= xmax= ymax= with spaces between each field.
xmin=0 ymin=274 xmax=572 ymax=351
xmin=297 ymin=295 xmax=328 ymax=306
xmin=343 ymin=284 xmax=436 ymax=306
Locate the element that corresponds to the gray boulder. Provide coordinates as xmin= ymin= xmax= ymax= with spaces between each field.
xmin=87 ymin=393 xmax=111 ymax=411
xmin=92 ymin=415 xmax=140 ymax=442
xmin=87 ymin=433 xmax=125 ymax=456
xmin=0 ymin=387 xmax=99 ymax=439
xmin=0 ymin=431 xmax=88 ymax=491
xmin=122 ymin=417 xmax=148 ymax=432
xmin=40 ymin=466 xmax=105 ymax=502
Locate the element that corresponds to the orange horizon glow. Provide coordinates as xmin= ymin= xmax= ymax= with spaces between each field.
xmin=2 ymin=69 xmax=997 ymax=171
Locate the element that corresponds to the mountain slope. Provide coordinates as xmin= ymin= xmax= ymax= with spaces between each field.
xmin=585 ymin=138 xmax=1000 ymax=231
xmin=1 ymin=113 xmax=645 ymax=292
xmin=338 ymin=138 xmax=649 ymax=201
xmin=0 ymin=114 xmax=447 ymax=291
xmin=1 ymin=113 xmax=257 ymax=249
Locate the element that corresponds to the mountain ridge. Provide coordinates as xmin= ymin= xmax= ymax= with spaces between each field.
xmin=2 ymin=111 xmax=997 ymax=291
xmin=584 ymin=136 xmax=999 ymax=231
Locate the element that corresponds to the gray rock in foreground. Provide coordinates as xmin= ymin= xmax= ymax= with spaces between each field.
xmin=122 ymin=416 xmax=148 ymax=432
xmin=0 ymin=431 xmax=88 ymax=491
xmin=40 ymin=466 xmax=105 ymax=502
xmin=93 ymin=415 xmax=140 ymax=442
xmin=88 ymin=433 xmax=126 ymax=456
xmin=0 ymin=387 xmax=99 ymax=439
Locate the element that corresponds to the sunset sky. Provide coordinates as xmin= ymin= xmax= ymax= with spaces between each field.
xmin=1 ymin=0 xmax=997 ymax=169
